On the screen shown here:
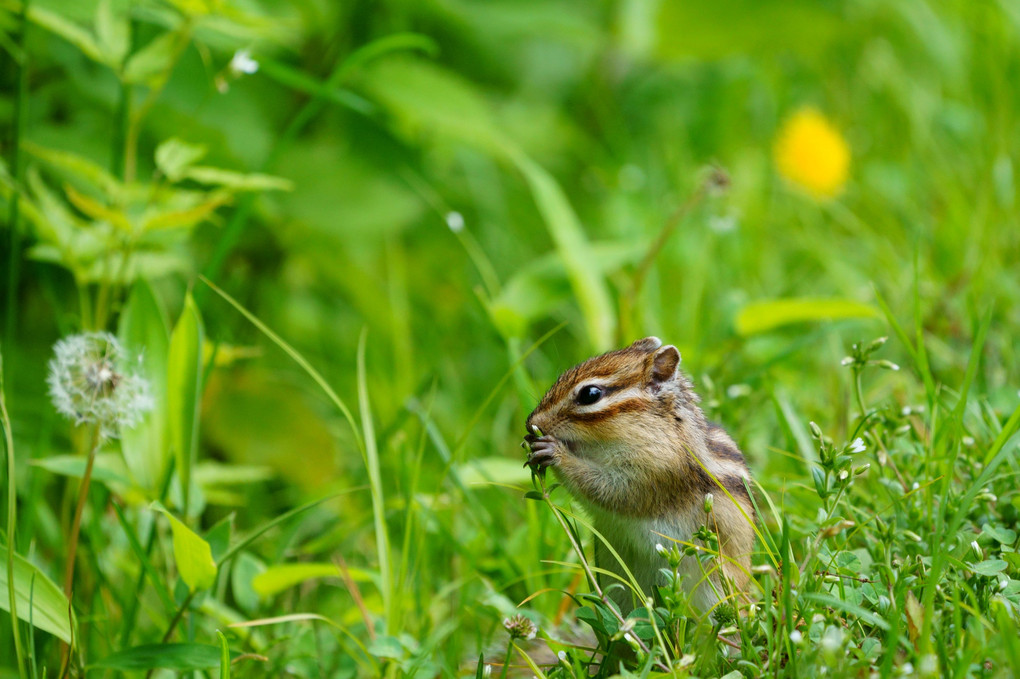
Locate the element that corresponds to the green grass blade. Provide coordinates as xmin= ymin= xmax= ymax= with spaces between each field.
xmin=167 ymin=293 xmax=204 ymax=516
xmin=356 ymin=329 xmax=391 ymax=633
xmin=199 ymin=276 xmax=363 ymax=452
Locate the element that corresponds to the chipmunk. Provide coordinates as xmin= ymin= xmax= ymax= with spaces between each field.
xmin=524 ymin=337 xmax=754 ymax=615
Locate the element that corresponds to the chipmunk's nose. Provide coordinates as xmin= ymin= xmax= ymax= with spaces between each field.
xmin=525 ymin=410 xmax=550 ymax=436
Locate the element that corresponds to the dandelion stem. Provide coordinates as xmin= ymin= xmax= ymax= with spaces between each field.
xmin=63 ymin=425 xmax=102 ymax=598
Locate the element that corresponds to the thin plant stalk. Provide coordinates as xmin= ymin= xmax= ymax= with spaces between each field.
xmin=498 ymin=638 xmax=513 ymax=679
xmin=618 ymin=180 xmax=710 ymax=343
xmin=527 ymin=460 xmax=668 ymax=671
xmin=1 ymin=348 xmax=27 ymax=677
xmin=4 ymin=0 xmax=29 ymax=350
xmin=123 ymin=24 xmax=193 ymax=183
xmin=62 ymin=425 xmax=103 ymax=598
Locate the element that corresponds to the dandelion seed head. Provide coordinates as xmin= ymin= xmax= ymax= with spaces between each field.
xmin=47 ymin=332 xmax=153 ymax=440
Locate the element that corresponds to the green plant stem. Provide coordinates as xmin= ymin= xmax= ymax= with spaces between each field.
xmin=618 ymin=181 xmax=708 ymax=343
xmin=531 ymin=470 xmax=667 ymax=671
xmin=4 ymin=0 xmax=29 ymax=350
xmin=498 ymin=639 xmax=513 ymax=679
xmin=201 ymin=58 xmax=349 ymax=287
xmin=112 ymin=79 xmax=131 ymax=180
xmin=123 ymin=24 xmax=193 ymax=184
xmin=118 ymin=459 xmax=176 ymax=647
xmin=0 ymin=348 xmax=27 ymax=677
xmin=63 ymin=426 xmax=102 ymax=597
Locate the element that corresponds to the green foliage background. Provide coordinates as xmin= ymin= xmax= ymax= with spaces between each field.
xmin=0 ymin=0 xmax=1019 ymax=676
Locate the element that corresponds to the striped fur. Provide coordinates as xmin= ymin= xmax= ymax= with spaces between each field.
xmin=526 ymin=337 xmax=755 ymax=614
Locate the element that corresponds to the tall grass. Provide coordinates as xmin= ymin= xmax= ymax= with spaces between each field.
xmin=0 ymin=0 xmax=1019 ymax=676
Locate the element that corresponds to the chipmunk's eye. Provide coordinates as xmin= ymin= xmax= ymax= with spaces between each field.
xmin=576 ymin=385 xmax=603 ymax=405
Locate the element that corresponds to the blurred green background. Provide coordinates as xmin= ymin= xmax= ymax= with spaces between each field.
xmin=1 ymin=0 xmax=1019 ymax=675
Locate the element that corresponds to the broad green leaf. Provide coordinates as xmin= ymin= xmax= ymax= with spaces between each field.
xmin=167 ymin=294 xmax=205 ymax=514
xmin=23 ymin=141 xmax=122 ymax=197
xmin=95 ymin=0 xmax=129 ymax=65
xmin=30 ymin=453 xmax=132 ymax=486
xmin=24 ymin=167 xmax=77 ymax=247
xmin=0 ymin=546 xmax=73 ymax=642
xmin=982 ymin=524 xmax=1018 ymax=545
xmin=155 ymin=138 xmax=208 ymax=182
xmin=152 ymin=504 xmax=218 ymax=591
xmin=119 ymin=281 xmax=171 ymax=491
xmin=26 ymin=6 xmax=105 ymax=64
xmin=971 ymin=559 xmax=1008 ymax=576
xmin=180 ymin=166 xmax=293 ymax=192
xmin=141 ymin=194 xmax=231 ymax=232
xmin=454 ymin=457 xmax=532 ymax=487
xmin=90 ymin=643 xmax=229 ymax=671
xmin=63 ymin=184 xmax=131 ymax=231
xmin=123 ymin=32 xmax=180 ymax=85
xmin=735 ymin=298 xmax=881 ymax=336
xmin=79 ymin=251 xmax=190 ymax=284
xmin=358 ymin=57 xmax=502 ymax=152
xmin=231 ymin=552 xmax=265 ymax=614
xmin=195 ymin=462 xmax=273 ymax=487
xmin=252 ymin=562 xmax=373 ymax=598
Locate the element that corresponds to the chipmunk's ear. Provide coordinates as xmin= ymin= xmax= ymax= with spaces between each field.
xmin=650 ymin=345 xmax=680 ymax=383
xmin=631 ymin=336 xmax=663 ymax=352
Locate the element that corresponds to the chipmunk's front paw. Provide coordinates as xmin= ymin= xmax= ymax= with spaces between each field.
xmin=523 ymin=434 xmax=565 ymax=471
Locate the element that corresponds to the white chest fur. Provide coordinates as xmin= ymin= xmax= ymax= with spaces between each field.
xmin=587 ymin=507 xmax=719 ymax=614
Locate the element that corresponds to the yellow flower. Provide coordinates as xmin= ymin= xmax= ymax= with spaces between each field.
xmin=774 ymin=108 xmax=850 ymax=199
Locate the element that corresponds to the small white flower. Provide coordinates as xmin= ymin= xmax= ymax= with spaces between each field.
xmin=655 ymin=543 xmax=667 ymax=556
xmin=962 ymin=436 xmax=975 ymax=447
xmin=48 ymin=332 xmax=153 ymax=440
xmin=971 ymin=541 xmax=982 ymax=558
xmin=789 ymin=630 xmax=803 ymax=644
xmin=838 ymin=469 xmax=849 ymax=481
xmin=557 ymin=650 xmax=568 ymax=664
xmin=503 ymin=614 xmax=536 ymax=640
xmin=229 ymin=49 xmax=259 ymax=76
xmin=445 ymin=211 xmax=465 ymax=232
xmin=849 ymin=437 xmax=866 ymax=453
xmin=840 ymin=356 xmax=854 ymax=366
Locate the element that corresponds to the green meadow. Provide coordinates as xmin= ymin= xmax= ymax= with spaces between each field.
xmin=1 ymin=0 xmax=1019 ymax=676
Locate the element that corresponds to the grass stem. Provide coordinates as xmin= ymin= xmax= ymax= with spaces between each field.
xmin=0 ymin=348 xmax=27 ymax=677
